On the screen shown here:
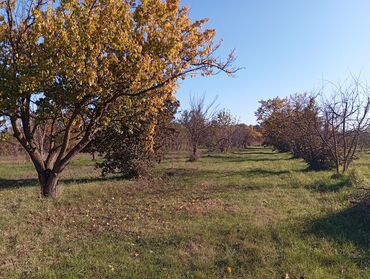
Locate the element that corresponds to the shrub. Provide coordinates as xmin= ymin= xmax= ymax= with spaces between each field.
xmin=97 ymin=138 xmax=157 ymax=179
xmin=88 ymin=96 xmax=179 ymax=179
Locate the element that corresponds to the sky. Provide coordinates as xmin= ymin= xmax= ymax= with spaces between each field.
xmin=177 ymin=0 xmax=370 ymax=124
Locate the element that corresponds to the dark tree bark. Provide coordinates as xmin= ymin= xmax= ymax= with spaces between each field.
xmin=38 ymin=169 xmax=59 ymax=198
xmin=192 ymin=144 xmax=197 ymax=158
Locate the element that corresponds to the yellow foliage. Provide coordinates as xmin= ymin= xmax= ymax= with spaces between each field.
xmin=0 ymin=0 xmax=235 ymax=174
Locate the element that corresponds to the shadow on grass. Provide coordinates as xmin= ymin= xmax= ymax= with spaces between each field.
xmin=232 ymin=150 xmax=277 ymax=155
xmin=204 ymin=155 xmax=290 ymax=163
xmin=309 ymin=201 xmax=370 ymax=260
xmin=305 ymin=176 xmax=350 ymax=193
xmin=301 ymin=167 xmax=329 ymax=173
xmin=166 ymin=167 xmax=289 ymax=179
xmin=0 ymin=178 xmax=38 ymax=189
xmin=240 ymin=168 xmax=289 ymax=177
xmin=62 ymin=175 xmax=122 ymax=185
xmin=0 ymin=175 xmax=122 ymax=190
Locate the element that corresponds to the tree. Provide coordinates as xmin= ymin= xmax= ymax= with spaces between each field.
xmin=0 ymin=0 xmax=236 ymax=197
xmin=255 ymin=97 xmax=291 ymax=152
xmin=179 ymin=96 xmax=216 ymax=161
xmin=256 ymin=94 xmax=333 ymax=170
xmin=208 ymin=109 xmax=238 ymax=152
xmin=231 ymin=124 xmax=262 ymax=148
xmin=256 ymin=79 xmax=370 ymax=173
xmin=318 ymin=79 xmax=370 ymax=173
xmin=288 ymin=94 xmax=333 ymax=170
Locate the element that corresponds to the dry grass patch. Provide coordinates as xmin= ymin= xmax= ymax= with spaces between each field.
xmin=178 ymin=238 xmax=217 ymax=268
xmin=177 ymin=198 xmax=238 ymax=216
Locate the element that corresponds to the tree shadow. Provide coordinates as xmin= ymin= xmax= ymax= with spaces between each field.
xmin=62 ymin=175 xmax=122 ymax=185
xmin=308 ymin=201 xmax=370 ymax=263
xmin=0 ymin=175 xmax=122 ymax=190
xmin=236 ymin=168 xmax=290 ymax=177
xmin=301 ymin=167 xmax=329 ymax=173
xmin=242 ymin=151 xmax=276 ymax=155
xmin=0 ymin=178 xmax=38 ymax=189
xmin=165 ymin=167 xmax=289 ymax=179
xmin=204 ymin=155 xmax=289 ymax=163
xmin=305 ymin=177 xmax=350 ymax=193
xmin=232 ymin=150 xmax=277 ymax=155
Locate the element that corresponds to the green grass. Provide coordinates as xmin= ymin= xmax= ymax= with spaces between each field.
xmin=0 ymin=147 xmax=370 ymax=278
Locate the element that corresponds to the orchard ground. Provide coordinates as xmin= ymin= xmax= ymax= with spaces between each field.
xmin=0 ymin=147 xmax=369 ymax=278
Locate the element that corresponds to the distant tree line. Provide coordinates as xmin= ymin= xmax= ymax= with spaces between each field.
xmin=179 ymin=96 xmax=262 ymax=161
xmin=256 ymin=78 xmax=370 ymax=174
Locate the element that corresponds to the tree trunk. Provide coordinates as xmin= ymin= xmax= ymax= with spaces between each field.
xmin=192 ymin=144 xmax=197 ymax=157
xmin=38 ymin=169 xmax=59 ymax=198
xmin=343 ymin=161 xmax=350 ymax=173
xmin=335 ymin=163 xmax=340 ymax=175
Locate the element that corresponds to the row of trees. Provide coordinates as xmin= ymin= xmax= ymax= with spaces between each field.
xmin=179 ymin=96 xmax=262 ymax=161
xmin=256 ymin=78 xmax=370 ymax=173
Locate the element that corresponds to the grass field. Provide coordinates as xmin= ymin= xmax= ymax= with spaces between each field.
xmin=0 ymin=147 xmax=369 ymax=278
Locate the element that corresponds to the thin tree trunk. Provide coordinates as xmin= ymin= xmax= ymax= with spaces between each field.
xmin=193 ymin=144 xmax=197 ymax=157
xmin=335 ymin=160 xmax=340 ymax=175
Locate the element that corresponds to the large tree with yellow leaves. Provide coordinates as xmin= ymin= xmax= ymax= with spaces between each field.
xmin=0 ymin=0 xmax=236 ymax=197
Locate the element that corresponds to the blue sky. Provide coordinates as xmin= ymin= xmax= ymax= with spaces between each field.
xmin=177 ymin=0 xmax=370 ymax=124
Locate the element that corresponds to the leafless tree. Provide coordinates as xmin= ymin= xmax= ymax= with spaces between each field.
xmin=179 ymin=96 xmax=217 ymax=161
xmin=318 ymin=78 xmax=370 ymax=174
